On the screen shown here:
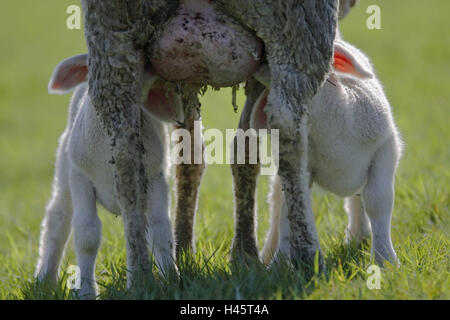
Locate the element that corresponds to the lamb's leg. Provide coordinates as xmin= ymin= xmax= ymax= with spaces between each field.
xmin=344 ymin=195 xmax=371 ymax=245
xmin=70 ymin=170 xmax=102 ymax=300
xmin=261 ymin=175 xmax=282 ymax=265
xmin=35 ymin=143 xmax=73 ymax=283
xmin=362 ymin=140 xmax=399 ymax=266
xmin=231 ymin=79 xmax=265 ymax=260
xmin=174 ymin=91 xmax=205 ymax=259
xmin=146 ymin=170 xmax=177 ymax=277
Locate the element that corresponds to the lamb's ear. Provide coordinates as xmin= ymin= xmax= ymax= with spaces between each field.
xmin=49 ymin=54 xmax=88 ymax=94
xmin=249 ymin=89 xmax=269 ymax=130
xmin=333 ymin=41 xmax=373 ymax=79
xmin=143 ymin=80 xmax=184 ymax=125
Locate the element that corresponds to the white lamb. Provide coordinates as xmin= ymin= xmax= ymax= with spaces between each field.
xmin=251 ymin=40 xmax=402 ymax=267
xmin=35 ymin=54 xmax=183 ymax=298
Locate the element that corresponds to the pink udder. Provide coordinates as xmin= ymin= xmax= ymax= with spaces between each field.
xmin=151 ymin=0 xmax=262 ymax=87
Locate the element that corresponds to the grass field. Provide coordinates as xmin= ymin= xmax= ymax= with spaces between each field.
xmin=0 ymin=1 xmax=448 ymax=300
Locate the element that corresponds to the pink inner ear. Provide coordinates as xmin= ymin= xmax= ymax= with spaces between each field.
xmin=52 ymin=65 xmax=88 ymax=90
xmin=333 ymin=52 xmax=355 ymax=75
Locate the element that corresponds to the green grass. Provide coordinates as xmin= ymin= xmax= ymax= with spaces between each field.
xmin=0 ymin=0 xmax=449 ymax=299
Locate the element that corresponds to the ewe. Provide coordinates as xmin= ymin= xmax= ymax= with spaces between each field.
xmin=35 ymin=54 xmax=182 ymax=298
xmin=81 ymin=0 xmax=339 ymax=270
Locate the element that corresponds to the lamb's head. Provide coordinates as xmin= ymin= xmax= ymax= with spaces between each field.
xmin=251 ymin=40 xmax=373 ymax=130
xmin=48 ymin=54 xmax=184 ymax=125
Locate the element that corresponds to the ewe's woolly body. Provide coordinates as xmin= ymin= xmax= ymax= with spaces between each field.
xmin=80 ymin=0 xmax=338 ymax=274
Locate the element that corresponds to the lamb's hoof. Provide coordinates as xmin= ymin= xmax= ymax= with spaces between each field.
xmin=158 ymin=264 xmax=180 ymax=282
xmin=76 ymin=283 xmax=98 ymax=300
xmin=345 ymin=235 xmax=371 ymax=251
xmin=374 ymin=253 xmax=400 ymax=268
xmin=35 ymin=272 xmax=58 ymax=288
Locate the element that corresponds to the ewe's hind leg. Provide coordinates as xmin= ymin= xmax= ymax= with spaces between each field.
xmin=70 ymin=170 xmax=102 ymax=299
xmin=174 ymin=98 xmax=205 ymax=259
xmin=344 ymin=195 xmax=371 ymax=245
xmin=230 ymin=142 xmax=260 ymax=259
xmin=268 ymin=80 xmax=322 ymax=271
xmin=35 ymin=149 xmax=73 ymax=283
xmin=146 ymin=172 xmax=177 ymax=277
xmin=231 ymin=79 xmax=264 ymax=260
xmin=362 ymin=140 xmax=399 ymax=266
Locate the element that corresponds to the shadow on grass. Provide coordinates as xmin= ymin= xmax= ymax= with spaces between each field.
xmin=17 ymin=241 xmax=372 ymax=300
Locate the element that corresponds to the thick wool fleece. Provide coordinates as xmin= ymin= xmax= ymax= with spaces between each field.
xmin=81 ymin=0 xmax=338 ymax=270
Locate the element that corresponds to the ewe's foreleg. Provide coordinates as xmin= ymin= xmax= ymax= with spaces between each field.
xmin=230 ymin=79 xmax=265 ymax=260
xmin=174 ymin=91 xmax=205 ymax=259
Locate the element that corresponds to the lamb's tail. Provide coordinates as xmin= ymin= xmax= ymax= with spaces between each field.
xmin=261 ymin=175 xmax=283 ymax=265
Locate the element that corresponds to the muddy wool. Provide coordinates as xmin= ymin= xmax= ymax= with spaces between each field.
xmin=150 ymin=0 xmax=262 ymax=87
